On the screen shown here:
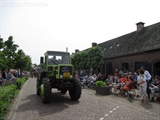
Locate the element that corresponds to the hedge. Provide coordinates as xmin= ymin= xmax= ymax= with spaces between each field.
xmin=16 ymin=77 xmax=26 ymax=89
xmin=0 ymin=77 xmax=27 ymax=120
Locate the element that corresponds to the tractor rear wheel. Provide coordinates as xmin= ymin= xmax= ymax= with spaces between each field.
xmin=41 ymin=78 xmax=51 ymax=103
xmin=36 ymin=77 xmax=40 ymax=95
xmin=69 ymin=79 xmax=81 ymax=100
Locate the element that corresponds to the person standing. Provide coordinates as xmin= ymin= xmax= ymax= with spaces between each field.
xmin=2 ymin=68 xmax=8 ymax=79
xmin=113 ymin=72 xmax=119 ymax=83
xmin=97 ymin=72 xmax=103 ymax=81
xmin=6 ymin=69 xmax=16 ymax=85
xmin=2 ymin=69 xmax=8 ymax=85
xmin=0 ymin=74 xmax=3 ymax=86
xmin=141 ymin=66 xmax=152 ymax=99
xmin=137 ymin=69 xmax=148 ymax=102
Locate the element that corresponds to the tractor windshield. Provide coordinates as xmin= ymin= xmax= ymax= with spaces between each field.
xmin=48 ymin=52 xmax=69 ymax=65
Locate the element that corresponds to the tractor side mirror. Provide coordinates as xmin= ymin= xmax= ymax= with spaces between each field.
xmin=40 ymin=57 xmax=44 ymax=64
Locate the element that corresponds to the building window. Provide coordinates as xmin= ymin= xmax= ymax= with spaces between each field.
xmin=135 ymin=61 xmax=151 ymax=73
xmin=122 ymin=63 xmax=129 ymax=73
xmin=153 ymin=62 xmax=160 ymax=76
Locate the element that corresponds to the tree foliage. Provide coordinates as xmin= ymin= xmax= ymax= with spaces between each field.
xmin=71 ymin=46 xmax=104 ymax=71
xmin=72 ymin=52 xmax=88 ymax=70
xmin=2 ymin=36 xmax=19 ymax=68
xmin=87 ymin=46 xmax=104 ymax=69
xmin=0 ymin=51 xmax=7 ymax=68
xmin=0 ymin=36 xmax=32 ymax=71
xmin=0 ymin=37 xmax=4 ymax=49
xmin=14 ymin=49 xmax=32 ymax=71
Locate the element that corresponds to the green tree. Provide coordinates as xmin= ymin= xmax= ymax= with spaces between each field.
xmin=72 ymin=51 xmax=88 ymax=70
xmin=0 ymin=36 xmax=32 ymax=71
xmin=0 ymin=37 xmax=4 ymax=49
xmin=71 ymin=52 xmax=81 ymax=70
xmin=87 ymin=46 xmax=104 ymax=69
xmin=14 ymin=49 xmax=32 ymax=71
xmin=0 ymin=37 xmax=6 ymax=69
xmin=72 ymin=46 xmax=104 ymax=71
xmin=3 ymin=36 xmax=19 ymax=68
xmin=23 ymin=55 xmax=32 ymax=71
xmin=14 ymin=49 xmax=25 ymax=70
xmin=0 ymin=51 xmax=7 ymax=69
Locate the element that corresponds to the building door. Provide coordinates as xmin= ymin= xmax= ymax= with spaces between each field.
xmin=153 ymin=62 xmax=160 ymax=76
xmin=106 ymin=63 xmax=112 ymax=76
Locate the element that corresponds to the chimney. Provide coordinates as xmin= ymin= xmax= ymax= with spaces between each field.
xmin=75 ymin=49 xmax=79 ymax=53
xmin=66 ymin=47 xmax=68 ymax=52
xmin=136 ymin=22 xmax=145 ymax=31
xmin=92 ymin=42 xmax=97 ymax=47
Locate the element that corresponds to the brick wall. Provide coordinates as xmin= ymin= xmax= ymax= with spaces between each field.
xmin=104 ymin=49 xmax=160 ymax=76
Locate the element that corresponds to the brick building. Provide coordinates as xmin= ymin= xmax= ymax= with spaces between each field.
xmin=98 ymin=22 xmax=160 ymax=77
xmin=76 ymin=22 xmax=160 ymax=77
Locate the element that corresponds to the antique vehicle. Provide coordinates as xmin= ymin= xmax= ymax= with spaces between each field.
xmin=36 ymin=51 xmax=81 ymax=103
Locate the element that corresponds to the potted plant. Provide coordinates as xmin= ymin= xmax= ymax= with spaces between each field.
xmin=95 ymin=80 xmax=110 ymax=95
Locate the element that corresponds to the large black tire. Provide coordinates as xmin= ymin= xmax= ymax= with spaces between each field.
xmin=36 ymin=77 xmax=40 ymax=95
xmin=41 ymin=78 xmax=51 ymax=103
xmin=69 ymin=79 xmax=82 ymax=100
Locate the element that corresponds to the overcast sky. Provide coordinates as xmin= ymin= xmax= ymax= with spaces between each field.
xmin=0 ymin=0 xmax=160 ymax=64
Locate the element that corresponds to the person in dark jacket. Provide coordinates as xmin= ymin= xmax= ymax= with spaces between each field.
xmin=2 ymin=68 xmax=8 ymax=79
xmin=149 ymin=75 xmax=160 ymax=102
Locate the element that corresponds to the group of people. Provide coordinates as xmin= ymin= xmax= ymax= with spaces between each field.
xmin=78 ymin=72 xmax=106 ymax=88
xmin=106 ymin=67 xmax=160 ymax=102
xmin=78 ymin=66 xmax=160 ymax=103
xmin=0 ymin=69 xmax=20 ymax=86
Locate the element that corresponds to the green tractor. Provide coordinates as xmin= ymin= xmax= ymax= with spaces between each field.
xmin=36 ymin=51 xmax=81 ymax=103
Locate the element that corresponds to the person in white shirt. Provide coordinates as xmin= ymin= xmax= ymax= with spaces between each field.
xmin=137 ymin=69 xmax=148 ymax=102
xmin=141 ymin=66 xmax=151 ymax=81
xmin=141 ymin=66 xmax=152 ymax=99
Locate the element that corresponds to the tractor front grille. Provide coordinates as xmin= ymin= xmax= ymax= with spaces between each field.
xmin=59 ymin=66 xmax=73 ymax=78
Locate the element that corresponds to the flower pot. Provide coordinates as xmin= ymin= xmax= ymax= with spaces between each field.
xmin=96 ymin=86 xmax=110 ymax=95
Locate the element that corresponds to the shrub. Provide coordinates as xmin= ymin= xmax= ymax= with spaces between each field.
xmin=0 ymin=77 xmax=27 ymax=120
xmin=0 ymin=85 xmax=16 ymax=120
xmin=16 ymin=77 xmax=26 ymax=89
xmin=95 ymin=80 xmax=107 ymax=87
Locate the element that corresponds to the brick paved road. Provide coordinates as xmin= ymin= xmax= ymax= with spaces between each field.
xmin=7 ymin=78 xmax=160 ymax=120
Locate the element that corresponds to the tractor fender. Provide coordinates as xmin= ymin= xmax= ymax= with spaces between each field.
xmin=40 ymin=84 xmax=44 ymax=96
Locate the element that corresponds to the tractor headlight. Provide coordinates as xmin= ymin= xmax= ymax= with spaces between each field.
xmin=60 ymin=75 xmax=63 ymax=78
xmin=70 ymin=75 xmax=73 ymax=78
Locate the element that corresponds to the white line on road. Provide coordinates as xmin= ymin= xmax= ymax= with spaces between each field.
xmin=99 ymin=118 xmax=104 ymax=120
xmin=109 ymin=111 xmax=113 ymax=113
xmin=99 ymin=106 xmax=120 ymax=120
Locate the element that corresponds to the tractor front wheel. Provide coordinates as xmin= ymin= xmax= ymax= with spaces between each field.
xmin=69 ymin=79 xmax=82 ymax=100
xmin=41 ymin=78 xmax=51 ymax=103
